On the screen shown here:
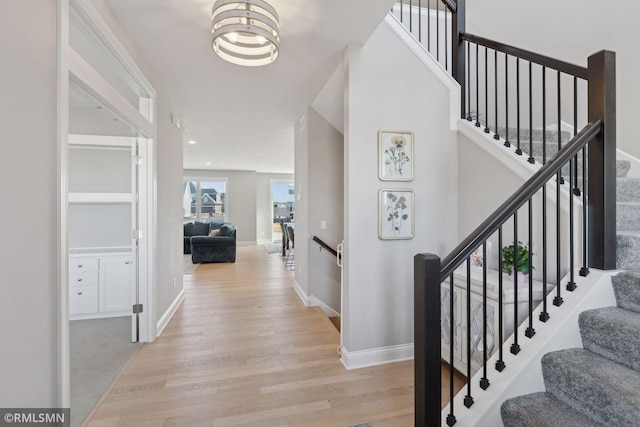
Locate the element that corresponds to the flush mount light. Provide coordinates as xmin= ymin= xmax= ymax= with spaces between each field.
xmin=211 ymin=0 xmax=280 ymax=67
xmin=187 ymin=140 xmax=198 ymax=145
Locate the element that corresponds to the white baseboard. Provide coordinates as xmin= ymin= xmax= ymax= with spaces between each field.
xmin=237 ymin=240 xmax=257 ymax=246
xmin=293 ymin=281 xmax=310 ymax=306
xmin=257 ymin=238 xmax=271 ymax=245
xmin=156 ymin=289 xmax=185 ymax=337
xmin=340 ymin=343 xmax=414 ymax=370
xmin=308 ymin=295 xmax=340 ymax=318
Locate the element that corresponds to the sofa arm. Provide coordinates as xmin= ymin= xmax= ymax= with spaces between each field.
xmin=190 ymin=235 xmax=236 ymax=263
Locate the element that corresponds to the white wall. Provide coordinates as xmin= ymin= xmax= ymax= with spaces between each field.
xmin=256 ymin=173 xmax=294 ymax=244
xmin=467 ymin=0 xmax=640 ymax=159
xmin=183 ymin=169 xmax=258 ymax=243
xmin=307 ymin=108 xmax=344 ymax=313
xmin=343 ymin=18 xmax=459 ymax=358
xmin=294 ymin=114 xmax=310 ymax=296
xmin=0 ymin=0 xmax=58 ymax=406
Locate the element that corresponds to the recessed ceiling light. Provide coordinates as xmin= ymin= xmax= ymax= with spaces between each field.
xmin=187 ymin=140 xmax=198 ymax=145
xmin=205 ymin=162 xmax=212 ymax=166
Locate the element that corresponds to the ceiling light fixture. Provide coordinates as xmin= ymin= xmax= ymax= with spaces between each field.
xmin=211 ymin=0 xmax=280 ymax=67
xmin=187 ymin=140 xmax=198 ymax=145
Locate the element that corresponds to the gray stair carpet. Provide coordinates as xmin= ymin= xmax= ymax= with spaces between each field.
xmin=502 ymin=271 xmax=640 ymax=426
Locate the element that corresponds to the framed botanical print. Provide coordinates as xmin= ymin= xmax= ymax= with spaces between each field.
xmin=379 ymin=189 xmax=414 ymax=240
xmin=378 ymin=130 xmax=414 ymax=181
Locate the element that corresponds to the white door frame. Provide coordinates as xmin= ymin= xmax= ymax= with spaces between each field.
xmin=57 ymin=0 xmax=157 ymax=408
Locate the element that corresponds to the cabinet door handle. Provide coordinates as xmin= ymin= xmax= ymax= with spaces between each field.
xmin=77 ymin=292 xmax=83 ymax=295
xmin=125 ymin=261 xmax=131 ymax=265
xmin=77 ymin=264 xmax=83 ymax=268
xmin=77 ymin=278 xmax=83 ymax=282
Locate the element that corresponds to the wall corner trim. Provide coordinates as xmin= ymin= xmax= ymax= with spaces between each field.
xmin=156 ymin=289 xmax=185 ymax=337
xmin=340 ymin=343 xmax=414 ymax=370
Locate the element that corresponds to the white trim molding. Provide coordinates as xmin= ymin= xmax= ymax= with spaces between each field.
xmin=308 ymin=295 xmax=340 ymax=318
xmin=340 ymin=343 xmax=414 ymax=370
xmin=293 ymin=281 xmax=311 ymax=306
xmin=156 ymin=289 xmax=185 ymax=337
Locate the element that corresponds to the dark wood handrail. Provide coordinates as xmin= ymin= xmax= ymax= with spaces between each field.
xmin=440 ymin=119 xmax=602 ymax=281
xmin=461 ymin=32 xmax=588 ymax=79
xmin=312 ymin=236 xmax=338 ymax=258
xmin=442 ymin=0 xmax=457 ymax=13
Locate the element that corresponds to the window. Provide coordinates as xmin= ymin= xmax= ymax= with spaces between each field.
xmin=183 ymin=179 xmax=227 ymax=224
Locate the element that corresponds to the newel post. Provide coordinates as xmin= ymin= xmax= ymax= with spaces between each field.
xmin=587 ymin=50 xmax=616 ymax=270
xmin=414 ymin=253 xmax=442 ymax=427
xmin=452 ymin=0 xmax=466 ymax=118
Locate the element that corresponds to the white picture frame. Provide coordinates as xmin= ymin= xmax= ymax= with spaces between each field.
xmin=378 ymin=130 xmax=414 ymax=181
xmin=379 ymin=189 xmax=414 ymax=240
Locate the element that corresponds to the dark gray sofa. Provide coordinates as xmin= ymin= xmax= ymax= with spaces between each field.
xmin=187 ymin=222 xmax=237 ymax=263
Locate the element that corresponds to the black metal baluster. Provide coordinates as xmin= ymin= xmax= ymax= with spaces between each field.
xmin=445 ymin=6 xmax=448 ymax=71
xmin=580 ymin=145 xmax=589 ymax=276
xmin=496 ymin=227 xmax=506 ymax=371
xmin=476 ymin=43 xmax=481 ymax=127
xmin=567 ymin=156 xmax=577 ymax=291
xmin=554 ymin=172 xmax=564 ymax=307
xmin=573 ymin=77 xmax=581 ymax=196
xmin=504 ymin=53 xmax=511 ymax=147
xmin=480 ymin=241 xmax=490 ymax=390
xmin=494 ymin=50 xmax=499 ymax=139
xmin=436 ymin=1 xmax=440 ymax=62
xmin=540 ymin=180 xmax=550 ymax=322
xmin=467 ymin=42 xmax=472 ymax=121
xmin=400 ymin=0 xmax=404 ymax=22
xmin=525 ymin=199 xmax=535 ymax=338
xmin=418 ymin=0 xmax=422 ymax=42
xmin=448 ymin=272 xmax=456 ymax=426
xmin=485 ymin=47 xmax=490 ymax=133
xmin=557 ymin=71 xmax=564 ymax=183
xmin=427 ymin=0 xmax=431 ymax=52
xmin=511 ymin=214 xmax=521 ymax=354
xmin=542 ymin=67 xmax=547 ymax=164
xmin=528 ymin=62 xmax=534 ymax=163
xmin=464 ymin=259 xmax=474 ymax=408
xmin=516 ymin=58 xmax=522 ymax=155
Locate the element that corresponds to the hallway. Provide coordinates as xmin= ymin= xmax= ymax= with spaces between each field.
xmin=84 ymin=246 xmax=415 ymax=426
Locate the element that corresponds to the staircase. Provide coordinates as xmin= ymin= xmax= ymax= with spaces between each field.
xmin=500 ymin=161 xmax=640 ymax=426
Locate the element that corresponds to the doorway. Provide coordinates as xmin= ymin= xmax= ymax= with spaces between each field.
xmin=58 ymin=0 xmax=157 ymax=422
xmin=271 ymin=180 xmax=295 ymax=243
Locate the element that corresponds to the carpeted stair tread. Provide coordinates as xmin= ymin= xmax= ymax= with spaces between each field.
xmin=617 ymin=160 xmax=631 ymax=178
xmin=501 ymin=392 xmax=603 ymax=427
xmin=579 ymin=306 xmax=640 ymax=371
xmin=617 ymin=202 xmax=640 ymax=232
xmin=542 ymin=348 xmax=640 ymax=426
xmin=616 ymin=232 xmax=640 ymax=270
xmin=618 ymin=178 xmax=640 ymax=202
xmin=612 ymin=271 xmax=640 ymax=314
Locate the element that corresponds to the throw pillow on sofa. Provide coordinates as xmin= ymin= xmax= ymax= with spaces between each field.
xmin=219 ymin=224 xmax=234 ymax=236
xmin=209 ymin=229 xmax=220 ymax=237
xmin=192 ymin=221 xmax=209 ymax=236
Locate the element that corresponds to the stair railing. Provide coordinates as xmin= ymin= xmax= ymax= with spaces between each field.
xmin=393 ymin=2 xmax=619 ymax=425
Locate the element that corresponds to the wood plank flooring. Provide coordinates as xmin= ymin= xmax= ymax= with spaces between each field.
xmin=85 ymin=245 xmax=464 ymax=426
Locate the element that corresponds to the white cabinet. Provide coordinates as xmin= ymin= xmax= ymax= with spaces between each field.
xmin=69 ymin=252 xmax=132 ymax=319
xmin=441 ymin=267 xmax=551 ymax=376
xmin=99 ymin=255 xmax=132 ymax=313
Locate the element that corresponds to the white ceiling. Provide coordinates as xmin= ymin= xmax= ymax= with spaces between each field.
xmin=101 ymin=0 xmax=396 ymax=173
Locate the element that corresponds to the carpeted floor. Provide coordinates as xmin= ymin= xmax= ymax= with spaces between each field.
xmin=70 ymin=317 xmax=140 ymax=427
xmin=183 ymin=254 xmax=199 ymax=274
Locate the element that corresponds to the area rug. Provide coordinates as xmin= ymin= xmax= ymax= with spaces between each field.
xmin=183 ymin=254 xmax=200 ymax=274
xmin=264 ymin=242 xmax=282 ymax=254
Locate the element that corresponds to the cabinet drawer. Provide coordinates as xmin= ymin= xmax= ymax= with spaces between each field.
xmin=69 ymin=257 xmax=99 ymax=273
xmin=69 ymin=286 xmax=98 ymax=315
xmin=69 ymin=272 xmax=99 ymax=286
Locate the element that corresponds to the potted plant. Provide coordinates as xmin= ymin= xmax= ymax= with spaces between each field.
xmin=502 ymin=241 xmax=533 ymax=280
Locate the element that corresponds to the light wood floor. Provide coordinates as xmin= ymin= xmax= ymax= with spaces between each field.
xmin=85 ymin=245 xmax=464 ymax=426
